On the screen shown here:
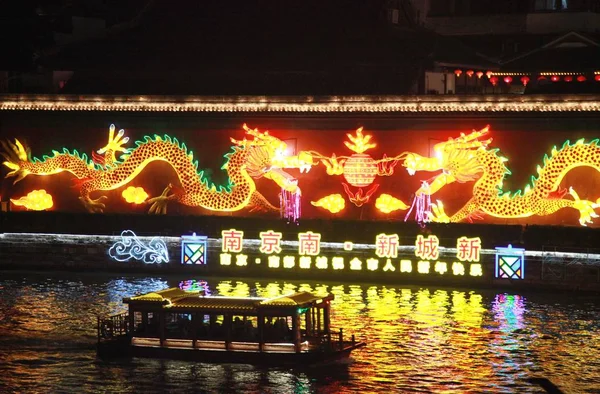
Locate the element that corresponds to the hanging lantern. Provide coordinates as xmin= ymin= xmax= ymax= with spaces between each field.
xmin=577 ymin=75 xmax=586 ymax=82
xmin=476 ymin=71 xmax=484 ymax=79
xmin=486 ymin=71 xmax=493 ymax=79
xmin=466 ymin=70 xmax=474 ymax=77
xmin=551 ymin=75 xmax=560 ymax=82
xmin=280 ymin=188 xmax=301 ymax=223
xmin=537 ymin=75 xmax=547 ymax=81
xmin=454 ymin=69 xmax=462 ymax=77
xmin=521 ymin=76 xmax=530 ymax=86
xmin=489 ymin=76 xmax=499 ymax=86
xmin=564 ymin=76 xmax=573 ymax=82
xmin=595 ymin=75 xmax=600 ymax=82
xmin=503 ymin=76 xmax=513 ymax=84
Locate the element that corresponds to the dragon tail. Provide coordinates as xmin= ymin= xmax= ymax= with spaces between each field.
xmin=531 ymin=139 xmax=600 ymax=198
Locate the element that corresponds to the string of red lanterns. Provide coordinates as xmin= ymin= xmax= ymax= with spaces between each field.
xmin=451 ymin=69 xmax=600 ymax=86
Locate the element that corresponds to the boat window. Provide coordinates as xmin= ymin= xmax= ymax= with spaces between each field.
xmin=231 ymin=315 xmax=258 ymax=342
xmin=263 ymin=316 xmax=292 ymax=343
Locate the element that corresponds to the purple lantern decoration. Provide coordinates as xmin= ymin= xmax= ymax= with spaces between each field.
xmin=280 ymin=188 xmax=301 ymax=223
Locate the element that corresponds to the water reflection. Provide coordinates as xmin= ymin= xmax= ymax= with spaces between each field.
xmin=1 ymin=273 xmax=599 ymax=393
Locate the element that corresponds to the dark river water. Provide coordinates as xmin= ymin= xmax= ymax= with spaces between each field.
xmin=0 ymin=272 xmax=599 ymax=393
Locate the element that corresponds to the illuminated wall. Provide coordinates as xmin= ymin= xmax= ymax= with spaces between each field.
xmin=1 ymin=111 xmax=599 ymax=227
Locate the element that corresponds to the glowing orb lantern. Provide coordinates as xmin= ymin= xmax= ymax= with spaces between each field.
xmin=342 ymin=127 xmax=378 ymax=188
xmin=343 ymin=154 xmax=377 ymax=187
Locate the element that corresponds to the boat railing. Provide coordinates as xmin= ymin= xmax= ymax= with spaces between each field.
xmin=319 ymin=328 xmax=357 ymax=351
xmin=97 ymin=311 xmax=130 ymax=342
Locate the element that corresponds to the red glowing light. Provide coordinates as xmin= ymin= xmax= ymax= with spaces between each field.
xmin=476 ymin=71 xmax=484 ymax=79
xmin=454 ymin=69 xmax=462 ymax=77
xmin=551 ymin=75 xmax=560 ymax=82
xmin=520 ymin=76 xmax=530 ymax=86
xmin=489 ymin=76 xmax=499 ymax=86
xmin=503 ymin=76 xmax=513 ymax=84
xmin=577 ymin=75 xmax=586 ymax=82
xmin=486 ymin=71 xmax=493 ymax=79
xmin=537 ymin=76 xmax=547 ymax=81
xmin=564 ymin=76 xmax=573 ymax=82
xmin=466 ymin=70 xmax=474 ymax=77
xmin=595 ymin=75 xmax=600 ymax=82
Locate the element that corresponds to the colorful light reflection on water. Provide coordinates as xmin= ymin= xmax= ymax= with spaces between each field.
xmin=0 ymin=273 xmax=599 ymax=393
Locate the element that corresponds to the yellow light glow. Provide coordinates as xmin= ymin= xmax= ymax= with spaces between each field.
xmin=366 ymin=258 xmax=379 ymax=271
xmin=222 ymin=229 xmax=244 ymax=253
xmin=311 ymin=194 xmax=345 ymax=213
xmin=470 ymin=263 xmax=483 ymax=277
xmin=343 ymin=241 xmax=353 ymax=251
xmin=344 ymin=127 xmax=377 ymax=154
xmin=456 ymin=237 xmax=482 ymax=262
xmin=383 ymin=259 xmax=396 ymax=272
xmin=235 ymin=254 xmax=248 ymax=266
xmin=375 ymin=194 xmax=410 ymax=214
xmin=400 ymin=260 xmax=412 ymax=273
xmin=452 ymin=262 xmax=465 ymax=276
xmin=299 ymin=256 xmax=311 ymax=269
xmin=122 ymin=186 xmax=148 ymax=204
xmin=4 ymin=95 xmax=600 ymax=113
xmin=418 ymin=261 xmax=431 ymax=274
xmin=219 ymin=253 xmax=232 ymax=266
xmin=332 ymin=257 xmax=344 ymax=270
xmin=349 ymin=257 xmax=362 ymax=271
xmin=267 ymin=255 xmax=280 ymax=268
xmin=315 ymin=256 xmax=328 ymax=269
xmin=434 ymin=261 xmax=448 ymax=275
xmin=283 ymin=256 xmax=295 ymax=268
xmin=10 ymin=189 xmax=53 ymax=211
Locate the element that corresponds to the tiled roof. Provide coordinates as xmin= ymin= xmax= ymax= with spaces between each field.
xmin=125 ymin=288 xmax=326 ymax=311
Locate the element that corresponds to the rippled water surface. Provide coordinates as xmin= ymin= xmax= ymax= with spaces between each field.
xmin=1 ymin=272 xmax=599 ymax=393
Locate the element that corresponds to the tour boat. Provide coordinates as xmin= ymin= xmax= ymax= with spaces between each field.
xmin=97 ymin=288 xmax=366 ymax=364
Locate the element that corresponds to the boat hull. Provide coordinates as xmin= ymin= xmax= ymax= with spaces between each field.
xmin=98 ymin=340 xmax=365 ymax=365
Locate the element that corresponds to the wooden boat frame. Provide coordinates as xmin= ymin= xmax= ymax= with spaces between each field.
xmin=97 ymin=288 xmax=365 ymax=364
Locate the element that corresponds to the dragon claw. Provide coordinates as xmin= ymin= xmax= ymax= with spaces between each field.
xmin=569 ymin=188 xmax=599 ymax=226
xmin=427 ymin=200 xmax=451 ymax=223
xmin=79 ymin=195 xmax=108 ymax=213
xmin=146 ymin=184 xmax=174 ymax=215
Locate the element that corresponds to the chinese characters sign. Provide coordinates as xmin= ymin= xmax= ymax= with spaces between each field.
xmin=216 ymin=229 xmax=485 ymax=278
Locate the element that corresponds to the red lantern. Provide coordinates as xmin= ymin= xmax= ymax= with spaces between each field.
xmin=454 ymin=69 xmax=462 ymax=77
xmin=476 ymin=71 xmax=484 ymax=79
xmin=466 ymin=70 xmax=474 ymax=77
xmin=521 ymin=76 xmax=530 ymax=86
xmin=342 ymin=154 xmax=377 ymax=188
xmin=595 ymin=75 xmax=600 ymax=82
xmin=551 ymin=75 xmax=560 ymax=82
xmin=486 ymin=71 xmax=493 ymax=79
xmin=537 ymin=76 xmax=547 ymax=81
xmin=564 ymin=76 xmax=573 ymax=82
xmin=503 ymin=76 xmax=513 ymax=84
xmin=577 ymin=75 xmax=586 ymax=82
xmin=489 ymin=76 xmax=499 ymax=86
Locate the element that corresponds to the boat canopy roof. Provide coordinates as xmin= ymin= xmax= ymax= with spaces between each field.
xmin=124 ymin=288 xmax=332 ymax=314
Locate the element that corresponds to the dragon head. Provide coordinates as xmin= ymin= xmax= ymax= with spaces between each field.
xmin=402 ymin=126 xmax=492 ymax=196
xmin=1 ymin=139 xmax=32 ymax=184
xmin=231 ymin=124 xmax=314 ymax=194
